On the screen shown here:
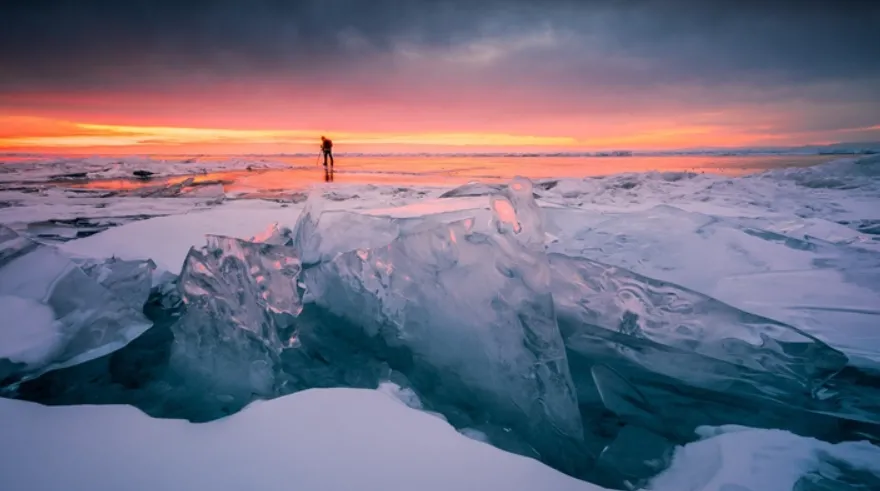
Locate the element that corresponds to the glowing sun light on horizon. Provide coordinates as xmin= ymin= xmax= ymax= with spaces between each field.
xmin=0 ymin=117 xmax=579 ymax=151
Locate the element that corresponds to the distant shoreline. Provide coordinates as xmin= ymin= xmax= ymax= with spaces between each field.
xmin=1 ymin=149 xmax=877 ymax=159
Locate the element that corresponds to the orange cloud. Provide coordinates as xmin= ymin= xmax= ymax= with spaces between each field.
xmin=0 ymin=116 xmax=579 ymax=153
xmin=1 ymin=113 xmax=876 ymax=155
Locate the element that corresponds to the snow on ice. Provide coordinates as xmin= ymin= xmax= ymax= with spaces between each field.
xmin=1 ymin=388 xmax=878 ymax=491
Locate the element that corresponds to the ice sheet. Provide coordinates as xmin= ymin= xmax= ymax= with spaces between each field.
xmin=0 ymin=155 xmax=297 ymax=183
xmin=2 ymin=154 xmax=880 ymax=488
xmin=43 ymin=153 xmax=880 ymax=369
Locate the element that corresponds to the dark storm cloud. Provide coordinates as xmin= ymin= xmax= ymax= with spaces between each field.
xmin=0 ymin=0 xmax=878 ymax=92
xmin=583 ymin=0 xmax=880 ymax=85
xmin=0 ymin=0 xmax=538 ymax=88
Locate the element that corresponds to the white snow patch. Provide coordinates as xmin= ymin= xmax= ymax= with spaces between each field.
xmin=0 ymin=295 xmax=63 ymax=366
xmin=1 ymin=389 xmax=877 ymax=491
xmin=377 ymin=381 xmax=424 ymax=410
xmin=59 ymin=200 xmax=305 ymax=274
xmin=0 ymin=388 xmax=602 ymax=491
xmin=647 ymin=425 xmax=880 ymax=491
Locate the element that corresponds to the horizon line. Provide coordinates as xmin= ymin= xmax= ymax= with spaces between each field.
xmin=1 ymin=143 xmax=878 ymax=159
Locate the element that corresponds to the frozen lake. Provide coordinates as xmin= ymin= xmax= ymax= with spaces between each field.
xmin=0 ymin=153 xmax=840 ymax=193
xmin=1 ymin=152 xmax=878 ymax=490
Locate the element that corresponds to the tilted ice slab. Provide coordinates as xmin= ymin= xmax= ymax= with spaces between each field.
xmin=546 ymin=203 xmax=880 ymax=368
xmin=0 ymin=225 xmax=153 ymax=384
xmin=300 ymin=178 xmax=588 ymax=476
xmin=168 ymin=234 xmax=302 ymax=413
xmin=549 ymin=253 xmax=848 ymax=400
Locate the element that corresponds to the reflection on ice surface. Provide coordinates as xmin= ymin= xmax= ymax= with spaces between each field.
xmin=1 ymin=155 xmax=880 ymax=489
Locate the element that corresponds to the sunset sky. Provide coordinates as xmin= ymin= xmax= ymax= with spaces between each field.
xmin=1 ymin=0 xmax=878 ymax=154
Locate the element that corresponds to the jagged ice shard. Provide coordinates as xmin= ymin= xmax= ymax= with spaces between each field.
xmin=300 ymin=177 xmax=588 ymax=476
xmin=0 ymin=225 xmax=154 ymax=384
xmin=168 ymin=234 xmax=302 ymax=415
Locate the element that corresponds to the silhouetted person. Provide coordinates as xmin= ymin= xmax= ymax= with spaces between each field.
xmin=320 ymin=136 xmax=334 ymax=168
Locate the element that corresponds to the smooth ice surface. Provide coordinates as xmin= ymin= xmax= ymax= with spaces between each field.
xmin=2 ymin=388 xmax=878 ymax=491
xmin=586 ymin=362 xmax=868 ymax=449
xmin=0 ymin=155 xmax=295 ymax=183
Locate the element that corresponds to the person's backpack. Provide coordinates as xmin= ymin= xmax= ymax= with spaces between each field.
xmin=323 ymin=139 xmax=333 ymax=151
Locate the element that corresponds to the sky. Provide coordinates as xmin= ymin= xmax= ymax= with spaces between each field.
xmin=1 ymin=0 xmax=878 ymax=154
